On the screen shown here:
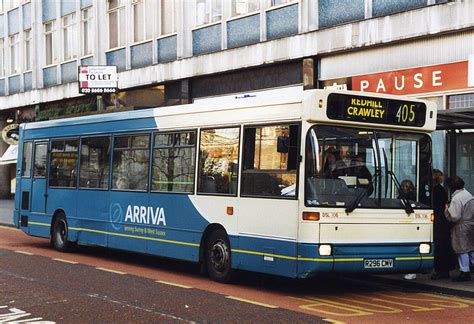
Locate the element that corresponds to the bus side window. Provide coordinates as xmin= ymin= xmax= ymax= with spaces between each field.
xmin=79 ymin=136 xmax=111 ymax=189
xmin=151 ymin=131 xmax=196 ymax=193
xmin=49 ymin=139 xmax=79 ymax=187
xmin=198 ymin=127 xmax=240 ymax=195
xmin=112 ymin=134 xmax=150 ymax=191
xmin=22 ymin=142 xmax=33 ymax=178
xmin=33 ymin=143 xmax=48 ymax=178
xmin=241 ymin=123 xmax=299 ymax=198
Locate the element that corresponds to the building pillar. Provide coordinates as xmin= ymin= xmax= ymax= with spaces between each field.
xmin=0 ymin=117 xmax=11 ymax=199
xmin=303 ymin=58 xmax=315 ymax=90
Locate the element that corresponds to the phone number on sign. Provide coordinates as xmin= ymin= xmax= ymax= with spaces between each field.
xmin=80 ymin=88 xmax=117 ymax=94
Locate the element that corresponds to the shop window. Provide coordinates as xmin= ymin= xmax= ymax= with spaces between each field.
xmin=241 ymin=124 xmax=299 ymax=197
xmin=21 ymin=142 xmax=32 ymax=177
xmin=44 ymin=21 xmax=56 ymax=66
xmin=0 ymin=38 xmax=4 ymax=77
xmin=49 ymin=139 xmax=79 ymax=187
xmin=108 ymin=0 xmax=126 ymax=49
xmin=132 ymin=0 xmax=153 ymax=43
xmin=196 ymin=0 xmax=222 ymax=26
xmin=160 ymin=0 xmax=176 ymax=35
xmin=231 ymin=0 xmax=259 ymax=16
xmin=24 ymin=29 xmax=32 ymax=71
xmin=81 ymin=7 xmax=93 ymax=56
xmin=79 ymin=136 xmax=111 ymax=189
xmin=448 ymin=94 xmax=474 ymax=110
xmin=198 ymin=127 xmax=239 ymax=195
xmin=9 ymin=33 xmax=19 ymax=74
xmin=112 ymin=134 xmax=150 ymax=191
xmin=62 ymin=13 xmax=77 ymax=61
xmin=152 ymin=131 xmax=196 ymax=193
xmin=270 ymin=0 xmax=295 ymax=5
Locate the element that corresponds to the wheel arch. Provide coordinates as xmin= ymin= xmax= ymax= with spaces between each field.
xmin=50 ymin=209 xmax=66 ymax=237
xmin=199 ymin=223 xmax=229 ymax=266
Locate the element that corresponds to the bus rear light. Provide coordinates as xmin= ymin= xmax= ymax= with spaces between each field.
xmin=303 ymin=212 xmax=320 ymax=221
xmin=319 ymin=244 xmax=332 ymax=256
xmin=419 ymin=243 xmax=431 ymax=254
xmin=431 ymin=213 xmax=435 ymax=222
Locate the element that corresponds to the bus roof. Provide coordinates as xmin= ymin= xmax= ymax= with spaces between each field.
xmin=23 ymin=86 xmax=306 ymax=131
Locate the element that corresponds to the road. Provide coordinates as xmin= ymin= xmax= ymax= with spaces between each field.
xmin=1 ymin=226 xmax=473 ymax=323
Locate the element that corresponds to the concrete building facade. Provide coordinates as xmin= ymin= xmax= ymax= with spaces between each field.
xmin=0 ymin=0 xmax=474 ymax=198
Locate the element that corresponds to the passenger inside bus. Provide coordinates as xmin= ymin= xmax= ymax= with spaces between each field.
xmin=349 ymin=153 xmax=374 ymax=196
xmin=399 ymin=179 xmax=416 ymax=201
xmin=322 ymin=148 xmax=342 ymax=179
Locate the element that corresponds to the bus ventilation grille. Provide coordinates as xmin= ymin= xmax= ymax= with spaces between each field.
xmin=21 ymin=192 xmax=29 ymax=210
xmin=20 ymin=215 xmax=28 ymax=227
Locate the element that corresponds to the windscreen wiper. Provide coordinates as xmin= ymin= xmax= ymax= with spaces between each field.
xmin=382 ymin=148 xmax=414 ymax=214
xmin=345 ymin=188 xmax=367 ymax=213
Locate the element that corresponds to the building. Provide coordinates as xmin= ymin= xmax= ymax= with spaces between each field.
xmin=0 ymin=0 xmax=473 ymax=199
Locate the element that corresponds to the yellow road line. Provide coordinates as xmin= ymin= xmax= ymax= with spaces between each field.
xmin=323 ymin=319 xmax=346 ymax=324
xmin=96 ymin=267 xmax=127 ymax=275
xmin=417 ymin=293 xmax=474 ymax=305
xmin=52 ymin=258 xmax=78 ymax=264
xmin=156 ymin=280 xmax=192 ymax=289
xmin=15 ymin=250 xmax=34 ymax=255
xmin=226 ymin=296 xmax=278 ymax=309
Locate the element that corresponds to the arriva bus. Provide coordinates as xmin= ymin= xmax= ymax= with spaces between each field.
xmin=14 ymin=87 xmax=437 ymax=282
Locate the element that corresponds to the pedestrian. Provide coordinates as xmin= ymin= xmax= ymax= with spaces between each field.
xmin=445 ymin=176 xmax=474 ymax=282
xmin=431 ymin=170 xmax=455 ymax=279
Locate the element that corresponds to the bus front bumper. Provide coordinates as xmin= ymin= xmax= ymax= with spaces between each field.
xmin=297 ymin=243 xmax=434 ymax=279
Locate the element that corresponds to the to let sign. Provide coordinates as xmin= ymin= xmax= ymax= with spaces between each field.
xmin=353 ymin=61 xmax=470 ymax=95
xmin=79 ymin=65 xmax=118 ymax=94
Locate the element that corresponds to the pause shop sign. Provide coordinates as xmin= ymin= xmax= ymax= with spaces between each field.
xmin=78 ymin=65 xmax=118 ymax=94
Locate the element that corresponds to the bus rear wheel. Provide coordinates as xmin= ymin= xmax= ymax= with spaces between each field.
xmin=51 ymin=213 xmax=70 ymax=252
xmin=206 ymin=229 xmax=233 ymax=283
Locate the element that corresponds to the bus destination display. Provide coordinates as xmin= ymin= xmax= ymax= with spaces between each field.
xmin=326 ymin=93 xmax=427 ymax=127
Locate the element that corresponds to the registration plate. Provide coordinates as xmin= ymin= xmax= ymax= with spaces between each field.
xmin=364 ymin=259 xmax=394 ymax=269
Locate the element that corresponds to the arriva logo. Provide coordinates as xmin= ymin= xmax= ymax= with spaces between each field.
xmin=109 ymin=202 xmax=123 ymax=230
xmin=124 ymin=205 xmax=167 ymax=226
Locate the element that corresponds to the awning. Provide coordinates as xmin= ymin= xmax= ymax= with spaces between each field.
xmin=437 ymin=108 xmax=474 ymax=130
xmin=0 ymin=145 xmax=18 ymax=165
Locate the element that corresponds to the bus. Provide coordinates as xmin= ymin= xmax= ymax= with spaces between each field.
xmin=14 ymin=87 xmax=437 ymax=282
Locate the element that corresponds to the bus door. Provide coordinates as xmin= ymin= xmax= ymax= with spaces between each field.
xmin=238 ymin=124 xmax=300 ymax=275
xmin=30 ymin=142 xmax=48 ymax=214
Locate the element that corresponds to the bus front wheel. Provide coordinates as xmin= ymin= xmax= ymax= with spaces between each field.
xmin=51 ymin=213 xmax=70 ymax=252
xmin=206 ymin=229 xmax=233 ymax=283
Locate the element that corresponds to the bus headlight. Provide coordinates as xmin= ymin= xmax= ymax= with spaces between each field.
xmin=419 ymin=243 xmax=431 ymax=254
xmin=319 ymin=244 xmax=332 ymax=256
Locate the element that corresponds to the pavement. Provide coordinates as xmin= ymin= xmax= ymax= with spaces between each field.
xmin=0 ymin=199 xmax=13 ymax=226
xmin=0 ymin=198 xmax=473 ymax=298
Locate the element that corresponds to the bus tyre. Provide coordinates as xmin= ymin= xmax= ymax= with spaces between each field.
xmin=51 ymin=214 xmax=70 ymax=252
xmin=206 ymin=229 xmax=233 ymax=283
